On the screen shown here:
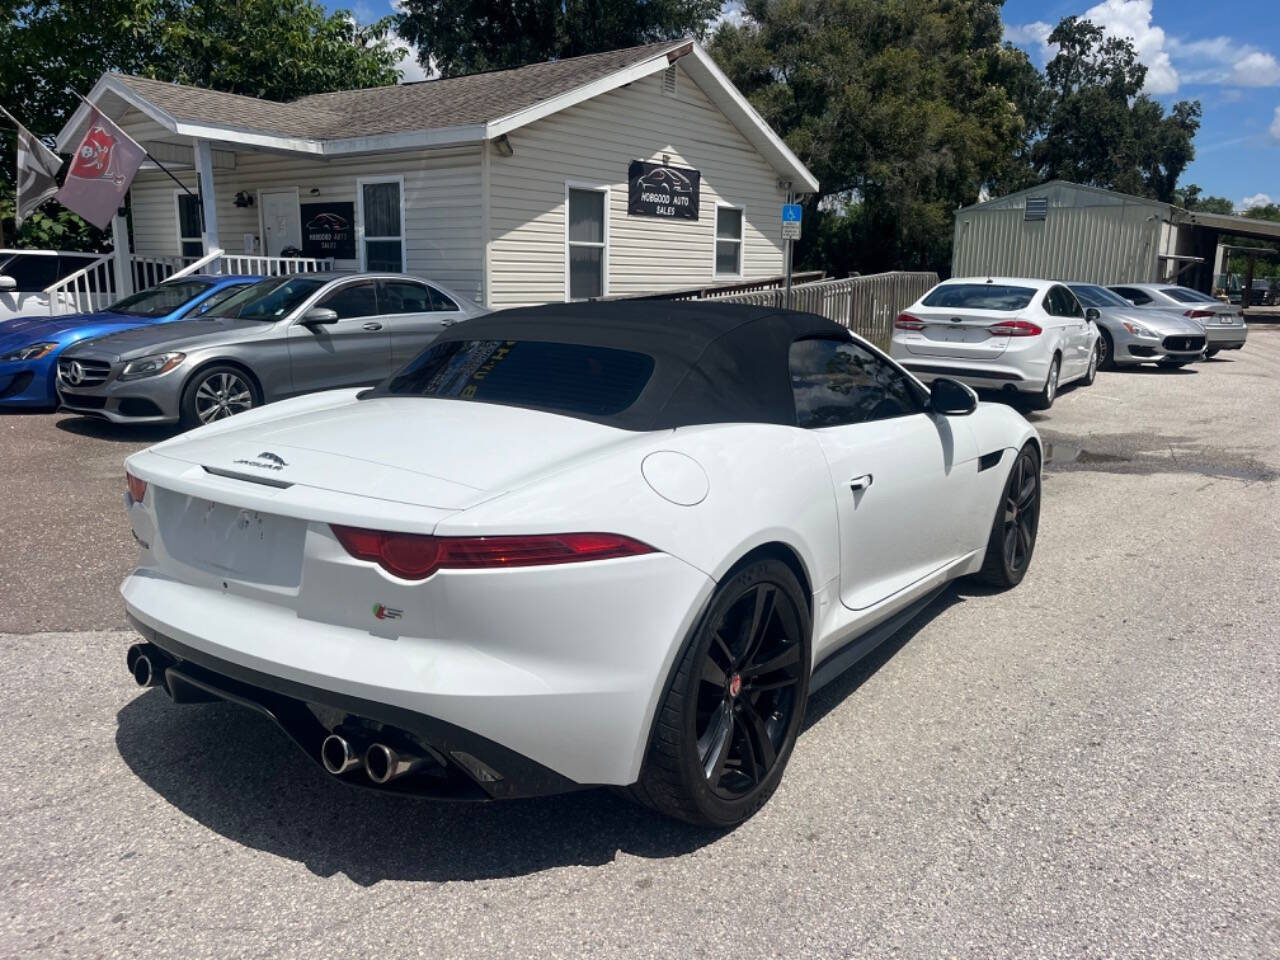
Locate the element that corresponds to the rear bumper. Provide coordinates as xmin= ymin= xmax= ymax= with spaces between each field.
xmin=897 ymin=359 xmax=1036 ymax=392
xmin=121 ymin=544 xmax=715 ymax=791
xmin=1204 ymin=325 xmax=1247 ymax=349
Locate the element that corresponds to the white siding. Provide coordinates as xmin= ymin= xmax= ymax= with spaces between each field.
xmin=488 ymin=66 xmax=788 ymax=307
xmin=119 ymin=110 xmax=483 ymax=300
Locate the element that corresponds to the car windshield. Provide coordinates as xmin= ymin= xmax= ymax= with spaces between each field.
xmin=1069 ymin=284 xmax=1132 ymax=309
xmin=1160 ymin=287 xmax=1218 ymax=304
xmin=105 ymin=280 xmax=213 ymax=317
xmin=921 ymin=283 xmax=1036 ymax=310
xmin=203 ymin=276 xmax=328 ymax=320
xmin=379 ymin=339 xmax=655 ymax=418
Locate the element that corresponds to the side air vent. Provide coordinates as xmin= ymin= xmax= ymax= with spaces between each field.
xmin=1024 ymin=197 xmax=1049 ymax=221
xmin=662 ymin=64 xmax=678 ymax=97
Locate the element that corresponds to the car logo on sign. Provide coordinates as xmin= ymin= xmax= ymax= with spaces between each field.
xmin=233 ymin=451 xmax=288 ymax=471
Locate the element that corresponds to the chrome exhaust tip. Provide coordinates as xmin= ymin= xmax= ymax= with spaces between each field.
xmin=321 ymin=734 xmax=364 ymax=776
xmin=126 ymin=643 xmax=164 ymax=688
xmin=364 ymin=742 xmax=427 ymax=784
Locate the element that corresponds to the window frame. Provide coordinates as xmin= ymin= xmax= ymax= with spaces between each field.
xmin=173 ymin=189 xmax=204 ymax=261
xmin=356 ymin=175 xmax=407 ymax=273
xmin=713 ymin=202 xmax=745 ymax=279
xmin=789 ymin=334 xmax=930 ymax=430
xmin=564 ymin=181 xmax=610 ymax=302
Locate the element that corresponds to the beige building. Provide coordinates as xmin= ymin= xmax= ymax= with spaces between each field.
xmin=58 ymin=41 xmax=818 ymax=307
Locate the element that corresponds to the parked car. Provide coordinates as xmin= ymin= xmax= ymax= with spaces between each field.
xmin=1067 ymin=283 xmax=1205 ymax=369
xmin=0 ymin=275 xmax=259 ymax=409
xmin=1108 ymin=284 xmax=1247 ymax=358
xmin=118 ymin=301 xmax=1041 ymax=826
xmin=0 ymin=249 xmax=113 ymax=322
xmin=890 ymin=277 xmax=1100 ymax=410
xmin=57 ymin=273 xmax=485 ymax=427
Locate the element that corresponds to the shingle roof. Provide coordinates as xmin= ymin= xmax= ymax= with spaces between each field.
xmin=113 ymin=41 xmax=685 ymax=141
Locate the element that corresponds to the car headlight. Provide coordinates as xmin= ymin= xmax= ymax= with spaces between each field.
xmin=118 ymin=352 xmax=186 ymax=381
xmin=1 ymin=341 xmax=58 ymax=362
xmin=1121 ymin=321 xmax=1158 ymax=339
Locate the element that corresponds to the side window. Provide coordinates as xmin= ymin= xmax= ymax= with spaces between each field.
xmin=1114 ymin=286 xmax=1150 ymax=305
xmin=376 ymin=279 xmax=431 ymax=314
xmin=318 ymin=281 xmax=378 ymax=319
xmin=1050 ymin=285 xmax=1082 ymax=317
xmin=427 ymin=286 xmax=459 ymax=312
xmin=790 ymin=337 xmax=924 ymax=429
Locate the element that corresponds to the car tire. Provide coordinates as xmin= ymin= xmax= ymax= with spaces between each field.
xmin=1156 ymin=359 xmax=1189 ymax=370
xmin=180 ymin=364 xmax=260 ymax=428
xmin=1097 ymin=329 xmax=1116 ymax=370
xmin=1081 ymin=341 xmax=1099 ymax=386
xmin=1027 ymin=355 xmax=1060 ymax=411
xmin=628 ymin=557 xmax=811 ymax=827
xmin=974 ymin=442 xmax=1041 ymax=589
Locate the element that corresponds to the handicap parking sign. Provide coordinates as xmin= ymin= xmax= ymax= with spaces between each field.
xmin=781 ymin=203 xmax=802 ymax=239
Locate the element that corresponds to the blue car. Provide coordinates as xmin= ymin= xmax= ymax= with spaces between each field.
xmin=0 ymin=274 xmax=260 ymax=409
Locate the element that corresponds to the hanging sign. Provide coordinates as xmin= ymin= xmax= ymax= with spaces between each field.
xmin=628 ymin=160 xmax=700 ymax=220
xmin=300 ymin=201 xmax=356 ymax=259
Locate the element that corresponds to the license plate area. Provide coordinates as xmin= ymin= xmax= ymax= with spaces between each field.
xmin=155 ymin=490 xmax=305 ymax=587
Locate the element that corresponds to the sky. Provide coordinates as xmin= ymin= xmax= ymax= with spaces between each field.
xmin=333 ymin=0 xmax=1278 ymax=210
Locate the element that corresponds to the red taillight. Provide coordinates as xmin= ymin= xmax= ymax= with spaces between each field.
xmin=987 ymin=320 xmax=1042 ymax=337
xmin=1184 ymin=309 xmax=1215 ymax=319
xmin=126 ymin=472 xmax=147 ymax=503
xmin=330 ymin=526 xmax=655 ymax=581
xmin=894 ymin=313 xmax=926 ymax=331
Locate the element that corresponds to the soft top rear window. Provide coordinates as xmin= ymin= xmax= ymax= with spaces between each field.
xmin=922 ymin=283 xmax=1036 ymax=310
xmin=382 ymin=339 xmax=655 ymax=418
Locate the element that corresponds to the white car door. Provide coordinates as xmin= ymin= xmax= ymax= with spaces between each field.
xmin=1044 ymin=285 xmax=1088 ymax=377
xmin=790 ymin=337 xmax=978 ymax=612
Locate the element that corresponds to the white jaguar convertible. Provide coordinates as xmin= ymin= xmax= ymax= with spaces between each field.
xmin=120 ymin=302 xmax=1041 ymax=826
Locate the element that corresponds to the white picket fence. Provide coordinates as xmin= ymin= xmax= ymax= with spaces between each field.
xmin=43 ymin=254 xmax=116 ymax=315
xmin=168 ymin=249 xmax=335 ymax=279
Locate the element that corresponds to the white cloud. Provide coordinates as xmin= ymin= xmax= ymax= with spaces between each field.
xmin=396 ymin=42 xmax=429 ymax=83
xmin=1242 ymin=192 xmax=1273 ymax=209
xmin=1006 ymin=0 xmax=1280 ymax=95
xmin=1271 ymin=106 xmax=1280 ymax=141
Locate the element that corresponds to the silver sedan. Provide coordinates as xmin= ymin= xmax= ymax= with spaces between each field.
xmin=56 ymin=273 xmax=486 ymax=427
xmin=1069 ymin=283 xmax=1207 ymax=369
xmin=1108 ymin=283 xmax=1247 ymax=358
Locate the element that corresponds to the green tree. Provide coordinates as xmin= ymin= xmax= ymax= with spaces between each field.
xmin=710 ymin=0 xmax=1043 ymax=275
xmin=0 ymin=0 xmax=403 ymax=247
xmin=1178 ymin=184 xmax=1234 ymax=213
xmin=396 ymin=0 xmax=723 ymax=77
xmin=1032 ymin=16 xmax=1200 ymax=203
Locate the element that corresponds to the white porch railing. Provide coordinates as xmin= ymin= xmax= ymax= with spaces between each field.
xmin=166 ymin=249 xmax=335 ymax=280
xmin=131 ymin=254 xmax=195 ymax=289
xmin=43 ymin=254 xmax=116 ymax=316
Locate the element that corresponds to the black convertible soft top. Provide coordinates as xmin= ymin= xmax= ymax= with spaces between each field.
xmin=378 ymin=300 xmax=855 ymax=430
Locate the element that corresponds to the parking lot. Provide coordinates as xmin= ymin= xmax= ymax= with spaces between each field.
xmin=2 ymin=327 xmax=1278 ymax=958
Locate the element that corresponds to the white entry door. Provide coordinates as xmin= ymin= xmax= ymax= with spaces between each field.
xmin=261 ymin=190 xmax=302 ymax=255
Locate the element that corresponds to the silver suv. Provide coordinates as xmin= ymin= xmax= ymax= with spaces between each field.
xmin=57 ymin=273 xmax=486 ymax=426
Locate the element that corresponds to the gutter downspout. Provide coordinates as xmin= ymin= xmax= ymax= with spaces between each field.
xmin=481 ymin=138 xmax=492 ymax=307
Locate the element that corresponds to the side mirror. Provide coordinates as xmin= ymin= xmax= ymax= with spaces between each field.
xmin=930 ymin=377 xmax=978 ymax=416
xmin=302 ymin=306 xmax=339 ymax=326
xmin=1085 ymin=307 xmax=1100 ymax=322
xmin=0 ymin=275 xmax=16 ymax=292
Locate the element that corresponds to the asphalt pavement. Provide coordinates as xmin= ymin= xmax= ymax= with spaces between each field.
xmin=2 ymin=330 xmax=1278 ymax=959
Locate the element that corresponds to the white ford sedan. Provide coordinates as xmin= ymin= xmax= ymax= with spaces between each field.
xmin=119 ymin=302 xmax=1040 ymax=826
xmin=891 ymin=276 xmax=1101 ymax=410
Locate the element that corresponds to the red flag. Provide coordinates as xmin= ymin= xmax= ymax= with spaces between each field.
xmin=55 ymin=106 xmax=145 ymax=229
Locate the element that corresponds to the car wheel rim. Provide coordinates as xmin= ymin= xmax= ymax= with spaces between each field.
xmin=1002 ymin=450 xmax=1040 ymax=574
xmin=1099 ymin=336 xmax=1109 ymax=366
xmin=1089 ymin=345 xmax=1098 ymax=378
xmin=194 ymin=372 xmax=253 ymax=424
xmin=1047 ymin=362 xmax=1058 ymax=401
xmin=696 ymin=582 xmax=804 ymax=800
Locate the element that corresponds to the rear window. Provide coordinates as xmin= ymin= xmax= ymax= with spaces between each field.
xmin=1161 ymin=287 xmax=1217 ymax=304
xmin=922 ymin=283 xmax=1036 ymax=311
xmin=382 ymin=339 xmax=655 ymax=418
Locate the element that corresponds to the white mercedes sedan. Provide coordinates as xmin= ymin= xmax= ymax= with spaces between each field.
xmin=890 ymin=276 xmax=1101 ymax=409
xmin=119 ymin=302 xmax=1041 ymax=826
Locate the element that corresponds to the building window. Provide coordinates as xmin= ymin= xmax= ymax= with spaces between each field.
xmin=566 ymin=185 xmax=607 ymax=300
xmin=176 ymin=192 xmax=203 ymax=260
xmin=359 ymin=178 xmax=404 ymax=272
xmin=715 ymin=205 xmax=743 ymax=277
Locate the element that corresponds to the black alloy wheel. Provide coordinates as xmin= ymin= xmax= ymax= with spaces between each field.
xmin=629 ymin=558 xmax=810 ymax=826
xmin=976 ymin=442 xmax=1041 ymax=588
xmin=1098 ymin=329 xmax=1115 ymax=370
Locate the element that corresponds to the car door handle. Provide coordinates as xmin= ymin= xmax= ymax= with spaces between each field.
xmin=362 ymin=321 xmax=383 ymax=331
xmin=440 ymin=318 xmax=457 ymax=326
xmin=849 ymin=474 xmax=873 ymax=492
